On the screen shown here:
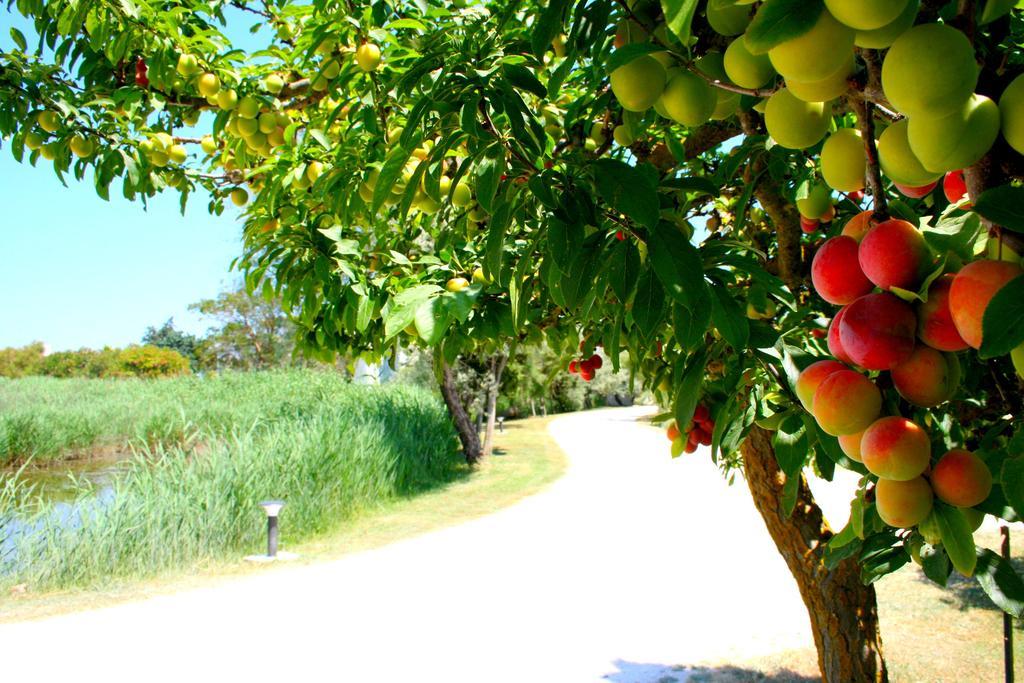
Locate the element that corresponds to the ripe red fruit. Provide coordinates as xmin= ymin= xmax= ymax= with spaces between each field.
xmin=588 ymin=353 xmax=603 ymax=369
xmin=949 ymin=259 xmax=1024 ymax=349
xmin=684 ymin=440 xmax=698 ymax=454
xmin=800 ymin=215 xmax=820 ymax=234
xmin=135 ymin=56 xmax=149 ymax=88
xmin=858 ymin=219 xmax=932 ymax=292
xmin=916 ymin=274 xmax=968 ymax=352
xmin=811 ymin=328 xmax=826 ymax=339
xmin=894 ymin=181 xmax=937 ymax=199
xmin=695 ymin=427 xmax=712 ymax=446
xmin=579 ymin=366 xmax=594 ymax=381
xmin=615 ymin=230 xmax=626 ymax=241
xmin=820 ymin=205 xmax=836 ymax=223
xmin=811 ymin=236 xmax=874 ymax=305
xmin=943 ymin=170 xmax=970 ymax=208
xmin=848 ymin=190 xmax=865 ymax=202
xmin=839 ymin=293 xmax=917 ymax=370
xmin=568 ymin=360 xmax=579 ymax=374
xmin=693 ymin=404 xmax=710 ymax=424
xmin=827 ymin=306 xmax=854 ymax=365
xmin=667 ymin=422 xmax=681 ymax=442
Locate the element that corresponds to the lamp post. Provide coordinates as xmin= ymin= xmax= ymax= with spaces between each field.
xmin=259 ymin=500 xmax=285 ymax=558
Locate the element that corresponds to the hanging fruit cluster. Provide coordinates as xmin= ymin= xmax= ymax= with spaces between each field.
xmin=800 ymin=205 xmax=1022 ymax=530
xmin=666 ymin=404 xmax=716 ymax=456
xmin=568 ymin=353 xmax=604 ymax=382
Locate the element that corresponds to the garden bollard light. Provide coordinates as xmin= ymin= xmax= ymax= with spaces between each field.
xmin=259 ymin=500 xmax=285 ymax=558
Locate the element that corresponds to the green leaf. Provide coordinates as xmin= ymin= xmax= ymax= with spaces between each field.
xmin=9 ymin=27 xmax=27 ymax=51
xmin=980 ymin=0 xmax=1017 ymax=23
xmin=1001 ymin=456 xmax=1024 ymax=517
xmin=475 ymin=146 xmax=505 ymax=213
xmin=414 ymin=297 xmax=451 ymax=346
xmin=923 ymin=212 xmax=983 ymax=261
xmin=673 ymin=349 xmax=708 ymax=429
xmin=709 ymin=284 xmax=749 ymax=351
xmin=606 ymin=43 xmax=664 ymax=72
xmin=372 ymin=144 xmax=415 ymax=213
xmin=531 ymin=0 xmax=571 ymax=57
xmin=979 ymin=275 xmax=1024 ymax=358
xmin=632 ymin=268 xmax=666 ymax=344
xmin=660 ymin=0 xmax=699 ymax=43
xmin=781 ymin=474 xmax=800 ymax=517
xmin=973 ymin=185 xmax=1024 ymax=233
xmin=592 ymin=159 xmax=660 ymax=229
xmin=671 ymin=303 xmax=706 ymax=352
xmin=607 ymin=240 xmax=640 ymax=303
xmin=485 ymin=199 xmax=513 ymax=279
xmin=502 ymin=64 xmax=547 ymax=98
xmin=745 ymin=0 xmax=824 ymax=54
xmin=934 ymin=502 xmax=977 ymax=576
xmin=920 ymin=545 xmax=952 ymax=586
xmin=772 ymin=413 xmax=808 ymax=476
xmin=974 ymin=548 xmax=1024 ymax=618
xmin=647 ymin=222 xmax=708 ymax=311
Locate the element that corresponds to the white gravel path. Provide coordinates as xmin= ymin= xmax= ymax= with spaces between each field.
xmin=0 ymin=406 xmax=858 ymax=683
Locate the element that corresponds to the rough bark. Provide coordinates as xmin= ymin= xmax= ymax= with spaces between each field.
xmin=481 ymin=352 xmax=509 ymax=458
xmin=438 ymin=358 xmax=482 ymax=465
xmin=742 ymin=426 xmax=888 ymax=682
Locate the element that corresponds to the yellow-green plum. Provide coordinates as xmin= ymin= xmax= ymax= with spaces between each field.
xmin=1011 ymin=343 xmax=1024 ymax=379
xmin=785 ymin=54 xmax=855 ymax=103
xmin=877 ymin=119 xmax=942 ymax=186
xmin=908 ymin=94 xmax=1000 ymax=174
xmin=855 ymin=0 xmax=919 ymax=49
xmin=999 ymin=73 xmax=1024 ymax=155
xmin=695 ymin=52 xmax=741 ymax=120
xmin=764 ymin=89 xmax=830 ymax=149
xmin=613 ymin=124 xmax=634 ymax=146
xmin=706 ymin=0 xmax=751 ymax=36
xmin=610 ymin=54 xmax=667 ymax=112
xmin=659 ymin=71 xmax=716 ymax=127
xmin=724 ymin=38 xmax=775 ymax=90
xmin=825 ymin=0 xmax=909 ymax=31
xmin=768 ymin=10 xmax=854 ymax=83
xmin=875 ymin=477 xmax=934 ymax=528
xmin=821 ymin=128 xmax=866 ymax=192
xmin=797 ymin=182 xmax=832 ymax=220
xmin=881 ymin=23 xmax=978 ymax=117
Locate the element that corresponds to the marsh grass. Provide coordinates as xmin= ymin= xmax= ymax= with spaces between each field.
xmin=0 ymin=372 xmax=460 ymax=591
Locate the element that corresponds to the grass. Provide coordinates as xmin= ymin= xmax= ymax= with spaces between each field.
xmin=0 ymin=371 xmax=464 ymax=592
xmin=0 ymin=371 xmax=406 ymax=466
xmin=0 ymin=414 xmax=567 ymax=622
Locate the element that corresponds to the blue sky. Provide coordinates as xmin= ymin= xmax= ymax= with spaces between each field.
xmin=0 ymin=7 xmax=270 ymax=351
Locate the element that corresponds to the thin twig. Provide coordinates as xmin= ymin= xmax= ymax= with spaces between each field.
xmin=849 ymin=96 xmax=888 ymax=220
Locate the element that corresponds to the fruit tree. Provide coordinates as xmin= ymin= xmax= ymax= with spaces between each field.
xmin=3 ymin=0 xmax=1024 ymax=679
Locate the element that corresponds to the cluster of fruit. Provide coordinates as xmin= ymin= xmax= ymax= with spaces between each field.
xmin=798 ymin=208 xmax=1022 ymax=529
xmin=666 ymin=404 xmax=715 ymax=456
xmin=358 ymin=141 xmax=477 ymax=217
xmin=567 ymin=353 xmax=604 ymax=382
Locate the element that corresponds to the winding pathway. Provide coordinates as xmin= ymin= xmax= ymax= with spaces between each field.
xmin=1 ymin=407 xmax=859 ymax=682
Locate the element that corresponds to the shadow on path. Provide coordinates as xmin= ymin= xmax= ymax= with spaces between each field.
xmin=603 ymin=660 xmax=818 ymax=683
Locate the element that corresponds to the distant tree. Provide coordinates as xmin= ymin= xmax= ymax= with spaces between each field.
xmin=190 ymin=286 xmax=296 ymax=370
xmin=0 ymin=343 xmax=45 ymax=378
xmin=142 ymin=318 xmax=200 ymax=368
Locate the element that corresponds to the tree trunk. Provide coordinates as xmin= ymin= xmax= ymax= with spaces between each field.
xmin=438 ymin=358 xmax=482 ymax=465
xmin=481 ymin=352 xmax=509 ymax=458
xmin=741 ymin=425 xmax=888 ymax=682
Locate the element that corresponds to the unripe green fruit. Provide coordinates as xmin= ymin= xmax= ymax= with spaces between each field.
xmin=784 ymin=53 xmax=854 ymax=103
xmin=878 ymin=118 xmax=942 ymax=186
xmin=69 ymin=134 xmax=94 ymax=158
xmin=659 ymin=70 xmax=716 ymax=127
xmin=200 ymin=135 xmax=218 ymax=154
xmin=150 ymin=150 xmax=169 ymax=167
xmin=724 ymin=37 xmax=774 ymax=89
xmin=40 ymin=143 xmax=57 ymax=160
xmin=358 ymin=183 xmax=374 ymax=202
xmin=825 ymin=0 xmax=908 ymax=31
xmin=881 ymin=23 xmax=978 ymax=118
xmin=821 ymin=128 xmax=866 ymax=192
xmin=176 ymin=54 xmax=199 ymax=77
xmin=236 ymin=116 xmax=259 ymax=137
xmin=908 ymin=94 xmax=1000 ymax=174
xmin=1012 ymin=343 xmax=1024 ymax=379
xmin=855 ymin=0 xmax=919 ymax=49
xmin=258 ymin=112 xmax=277 ymax=134
xmin=37 ymin=111 xmax=60 ymax=133
xmin=356 ymin=43 xmax=382 ymax=72
xmin=244 ymin=131 xmax=267 ymax=151
xmin=797 ymin=182 xmax=832 ymax=220
xmin=706 ymin=0 xmax=751 ymax=36
xmin=999 ymin=73 xmax=1024 ymax=155
xmin=24 ymin=131 xmax=44 ymax=151
xmin=264 ymin=74 xmax=285 ymax=94
xmin=181 ymin=109 xmax=200 ymax=126
xmin=609 ymin=55 xmax=667 ymax=112
xmin=694 ymin=52 xmax=740 ymax=119
xmin=452 ymin=182 xmax=473 ymax=207
xmin=237 ymin=95 xmax=260 ymax=119
xmin=197 ymin=72 xmax=220 ymax=97
xmin=167 ymin=144 xmax=187 ymax=164
xmin=322 ymin=59 xmax=341 ymax=79
xmin=764 ymin=88 xmax=830 ymax=149
xmin=589 ymin=121 xmax=607 ymax=146
xmin=613 ymin=124 xmax=634 ymax=147
xmin=306 ymin=160 xmax=325 ymax=182
xmin=216 ymin=88 xmax=238 ymax=111
xmin=768 ymin=10 xmax=854 ymax=82
xmin=711 ymin=91 xmax=741 ymax=120
xmin=230 ymin=188 xmax=249 ymax=206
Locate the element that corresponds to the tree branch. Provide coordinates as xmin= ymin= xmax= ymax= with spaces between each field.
xmin=848 ymin=95 xmax=888 ymax=220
